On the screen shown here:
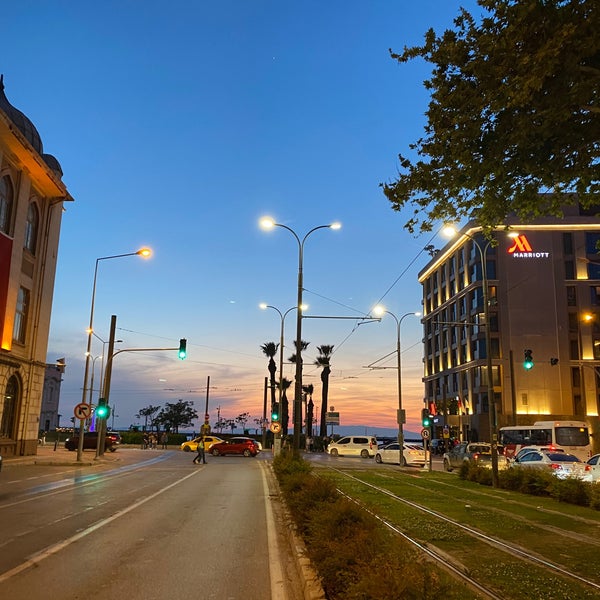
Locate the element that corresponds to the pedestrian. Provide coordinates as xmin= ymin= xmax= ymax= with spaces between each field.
xmin=142 ymin=432 xmax=149 ymax=449
xmin=160 ymin=431 xmax=168 ymax=449
xmin=193 ymin=435 xmax=206 ymax=464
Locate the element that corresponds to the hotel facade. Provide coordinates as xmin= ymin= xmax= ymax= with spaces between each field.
xmin=418 ymin=205 xmax=600 ymax=452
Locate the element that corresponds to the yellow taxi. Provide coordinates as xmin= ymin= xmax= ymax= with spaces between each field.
xmin=180 ymin=435 xmax=224 ymax=452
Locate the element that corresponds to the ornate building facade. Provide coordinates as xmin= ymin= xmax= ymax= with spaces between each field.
xmin=0 ymin=76 xmax=73 ymax=456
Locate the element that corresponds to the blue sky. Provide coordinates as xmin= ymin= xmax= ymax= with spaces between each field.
xmin=5 ymin=0 xmax=479 ymax=433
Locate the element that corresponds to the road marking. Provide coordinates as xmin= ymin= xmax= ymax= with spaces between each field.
xmin=260 ymin=462 xmax=287 ymax=600
xmin=0 ymin=468 xmax=201 ymax=583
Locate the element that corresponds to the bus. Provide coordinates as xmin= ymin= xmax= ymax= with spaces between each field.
xmin=499 ymin=420 xmax=592 ymax=461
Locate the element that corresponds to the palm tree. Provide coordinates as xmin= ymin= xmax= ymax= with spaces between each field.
xmin=288 ymin=340 xmax=310 ymax=433
xmin=279 ymin=377 xmax=293 ymax=435
xmin=260 ymin=341 xmax=279 ymax=411
xmin=315 ymin=345 xmax=334 ymax=437
xmin=302 ymin=383 xmax=314 ymax=437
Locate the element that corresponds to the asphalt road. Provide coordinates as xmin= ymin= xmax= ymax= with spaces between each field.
xmin=0 ymin=447 xmax=307 ymax=600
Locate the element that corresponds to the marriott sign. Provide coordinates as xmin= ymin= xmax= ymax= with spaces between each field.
xmin=507 ymin=234 xmax=550 ymax=259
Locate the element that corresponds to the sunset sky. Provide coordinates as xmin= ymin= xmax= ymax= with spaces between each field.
xmin=4 ymin=0 xmax=479 ymax=434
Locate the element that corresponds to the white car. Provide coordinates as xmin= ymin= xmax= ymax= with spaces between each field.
xmin=583 ymin=454 xmax=600 ymax=483
xmin=375 ymin=442 xmax=426 ymax=467
xmin=510 ymin=450 xmax=588 ymax=480
xmin=326 ymin=436 xmax=377 ymax=458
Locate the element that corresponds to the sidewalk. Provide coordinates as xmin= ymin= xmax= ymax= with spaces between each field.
xmin=3 ymin=442 xmax=124 ymax=467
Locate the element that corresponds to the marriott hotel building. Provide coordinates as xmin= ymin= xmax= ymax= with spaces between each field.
xmin=418 ymin=204 xmax=600 ymax=449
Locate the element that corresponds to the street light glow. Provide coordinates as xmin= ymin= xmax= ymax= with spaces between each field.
xmin=259 ymin=216 xmax=276 ymax=230
xmin=137 ymin=247 xmax=152 ymax=258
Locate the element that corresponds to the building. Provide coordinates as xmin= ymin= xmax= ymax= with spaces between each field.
xmin=0 ymin=76 xmax=73 ymax=457
xmin=40 ymin=358 xmax=66 ymax=433
xmin=419 ymin=204 xmax=600 ymax=451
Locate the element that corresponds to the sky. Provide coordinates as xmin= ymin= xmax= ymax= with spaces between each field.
xmin=4 ymin=0 xmax=481 ymax=435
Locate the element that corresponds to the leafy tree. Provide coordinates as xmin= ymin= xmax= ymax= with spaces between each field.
xmin=382 ymin=0 xmax=600 ymax=234
xmin=135 ymin=404 xmax=161 ymax=431
xmin=155 ymin=399 xmax=197 ymax=433
xmin=315 ymin=345 xmax=334 ymax=437
xmin=260 ymin=341 xmax=279 ymax=414
xmin=279 ymin=377 xmax=293 ymax=434
xmin=236 ymin=412 xmax=250 ymax=433
xmin=302 ymin=383 xmax=314 ymax=436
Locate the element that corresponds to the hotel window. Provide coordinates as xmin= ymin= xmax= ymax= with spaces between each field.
xmin=564 ymin=261 xmax=575 ymax=280
xmin=568 ymin=312 xmax=578 ymax=332
xmin=24 ymin=201 xmax=39 ymax=255
xmin=566 ymin=286 xmax=577 ymax=307
xmin=0 ymin=174 xmax=13 ymax=234
xmin=13 ymin=287 xmax=29 ymax=344
xmin=585 ymin=233 xmax=600 ymax=254
xmin=486 ymin=259 xmax=496 ymax=280
xmin=563 ymin=232 xmax=573 ymax=255
xmin=569 ymin=339 xmax=580 ymax=360
xmin=593 ymin=336 xmax=600 ymax=360
xmin=588 ymin=263 xmax=600 ymax=280
xmin=591 ymin=286 xmax=600 ymax=306
xmin=571 ymin=368 xmax=581 ymax=388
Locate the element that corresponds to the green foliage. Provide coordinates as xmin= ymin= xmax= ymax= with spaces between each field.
xmin=382 ymin=0 xmax=600 ymax=234
xmin=273 ymin=455 xmax=458 ymax=599
xmin=154 ymin=399 xmax=198 ymax=433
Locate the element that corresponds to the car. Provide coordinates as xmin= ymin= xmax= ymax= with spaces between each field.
xmin=210 ymin=437 xmax=259 ymax=457
xmin=64 ymin=431 xmax=120 ymax=452
xmin=326 ymin=436 xmax=378 ymax=458
xmin=375 ymin=442 xmax=426 ymax=466
xmin=583 ymin=454 xmax=600 ymax=483
xmin=180 ymin=435 xmax=224 ymax=452
xmin=510 ymin=450 xmax=588 ymax=479
xmin=510 ymin=445 xmax=565 ymax=464
xmin=443 ymin=442 xmax=505 ymax=472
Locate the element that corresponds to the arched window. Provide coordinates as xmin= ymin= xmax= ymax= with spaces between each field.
xmin=0 ymin=175 xmax=14 ymax=235
xmin=24 ymin=201 xmax=39 ymax=254
xmin=13 ymin=286 xmax=29 ymax=344
xmin=1 ymin=375 xmax=19 ymax=439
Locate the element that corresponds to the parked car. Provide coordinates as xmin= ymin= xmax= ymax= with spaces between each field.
xmin=375 ymin=442 xmax=426 ymax=467
xmin=210 ymin=437 xmax=259 ymax=457
xmin=583 ymin=454 xmax=600 ymax=483
xmin=510 ymin=445 xmax=565 ymax=464
xmin=180 ymin=436 xmax=224 ymax=452
xmin=326 ymin=436 xmax=378 ymax=458
xmin=443 ymin=442 xmax=505 ymax=472
xmin=510 ymin=450 xmax=588 ymax=479
xmin=65 ymin=431 xmax=120 ymax=452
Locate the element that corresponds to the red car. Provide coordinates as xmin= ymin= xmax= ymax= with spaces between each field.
xmin=210 ymin=437 xmax=259 ymax=457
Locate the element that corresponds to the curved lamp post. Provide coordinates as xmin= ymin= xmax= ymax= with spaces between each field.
xmin=77 ymin=248 xmax=151 ymax=462
xmin=260 ymin=217 xmax=341 ymax=451
xmin=373 ymin=306 xmax=421 ymax=465
xmin=442 ymin=225 xmax=500 ymax=487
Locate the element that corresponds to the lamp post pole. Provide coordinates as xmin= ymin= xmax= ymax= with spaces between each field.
xmin=77 ymin=248 xmax=151 ymax=462
xmin=375 ymin=307 xmax=420 ymax=465
xmin=260 ymin=217 xmax=340 ymax=451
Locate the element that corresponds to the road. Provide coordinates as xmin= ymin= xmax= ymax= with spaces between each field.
xmin=0 ymin=448 xmax=306 ymax=600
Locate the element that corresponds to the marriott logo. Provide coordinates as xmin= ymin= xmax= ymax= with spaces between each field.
xmin=507 ymin=235 xmax=550 ymax=258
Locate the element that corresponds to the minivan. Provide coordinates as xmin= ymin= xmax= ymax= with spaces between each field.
xmin=326 ymin=436 xmax=377 ymax=458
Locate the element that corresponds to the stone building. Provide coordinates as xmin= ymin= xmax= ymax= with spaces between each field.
xmin=0 ymin=76 xmax=73 ymax=456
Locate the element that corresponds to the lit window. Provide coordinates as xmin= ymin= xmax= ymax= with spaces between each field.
xmin=0 ymin=175 xmax=13 ymax=234
xmin=24 ymin=202 xmax=39 ymax=254
xmin=13 ymin=287 xmax=29 ymax=344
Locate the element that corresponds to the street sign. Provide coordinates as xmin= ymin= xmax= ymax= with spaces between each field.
xmin=74 ymin=403 xmax=91 ymax=420
xmin=270 ymin=422 xmax=282 ymax=433
xmin=421 ymin=427 xmax=431 ymax=440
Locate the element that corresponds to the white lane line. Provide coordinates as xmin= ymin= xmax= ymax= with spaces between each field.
xmin=0 ymin=469 xmax=201 ymax=584
xmin=260 ymin=462 xmax=287 ymax=600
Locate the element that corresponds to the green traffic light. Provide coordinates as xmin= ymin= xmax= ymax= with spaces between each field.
xmin=271 ymin=402 xmax=280 ymax=422
xmin=178 ymin=338 xmax=187 ymax=360
xmin=523 ymin=349 xmax=534 ymax=370
xmin=96 ymin=399 xmax=110 ymax=419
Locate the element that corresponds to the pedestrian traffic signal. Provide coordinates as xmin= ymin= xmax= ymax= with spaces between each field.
xmin=421 ymin=408 xmax=431 ymax=427
xmin=178 ymin=338 xmax=187 ymax=360
xmin=523 ymin=349 xmax=534 ymax=370
xmin=271 ymin=402 xmax=280 ymax=422
xmin=96 ymin=398 xmax=110 ymax=419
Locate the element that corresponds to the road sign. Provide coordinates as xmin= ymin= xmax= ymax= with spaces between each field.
xmin=74 ymin=403 xmax=91 ymax=420
xmin=421 ymin=427 xmax=431 ymax=440
xmin=270 ymin=422 xmax=282 ymax=433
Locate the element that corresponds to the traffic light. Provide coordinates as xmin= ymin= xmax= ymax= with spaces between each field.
xmin=421 ymin=408 xmax=431 ymax=428
xmin=178 ymin=338 xmax=187 ymax=360
xmin=96 ymin=398 xmax=110 ymax=419
xmin=523 ymin=349 xmax=534 ymax=370
xmin=271 ymin=402 xmax=280 ymax=422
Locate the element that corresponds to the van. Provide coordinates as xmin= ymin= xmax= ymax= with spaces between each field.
xmin=326 ymin=436 xmax=377 ymax=458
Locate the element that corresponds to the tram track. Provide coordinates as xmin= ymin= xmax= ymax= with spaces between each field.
xmin=321 ymin=466 xmax=600 ymax=598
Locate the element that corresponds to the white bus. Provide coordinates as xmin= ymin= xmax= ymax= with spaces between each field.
xmin=499 ymin=420 xmax=592 ymax=461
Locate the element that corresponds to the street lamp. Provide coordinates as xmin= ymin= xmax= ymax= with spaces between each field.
xmin=92 ymin=332 xmax=122 ymax=401
xmin=260 ymin=216 xmax=341 ymax=451
xmin=77 ymin=248 xmax=151 ymax=462
xmin=442 ymin=225 xmax=499 ymax=487
xmin=373 ymin=306 xmax=421 ymax=465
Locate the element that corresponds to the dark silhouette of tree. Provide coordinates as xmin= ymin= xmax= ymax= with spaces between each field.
xmin=302 ymin=383 xmax=314 ymax=437
xmin=315 ymin=345 xmax=334 ymax=437
xmin=383 ymin=0 xmax=600 ymax=234
xmin=288 ymin=340 xmax=310 ymax=434
xmin=279 ymin=377 xmax=292 ymax=435
xmin=135 ymin=404 xmax=161 ymax=431
xmin=155 ymin=399 xmax=197 ymax=433
xmin=260 ymin=341 xmax=279 ymax=413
